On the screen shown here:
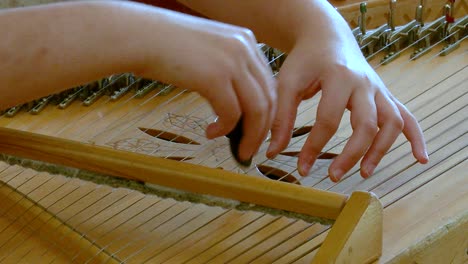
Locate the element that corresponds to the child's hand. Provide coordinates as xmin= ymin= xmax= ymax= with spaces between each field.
xmin=137 ymin=10 xmax=277 ymax=162
xmin=266 ymin=27 xmax=428 ymax=182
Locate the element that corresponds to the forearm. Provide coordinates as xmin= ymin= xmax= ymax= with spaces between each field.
xmin=177 ymin=0 xmax=352 ymax=52
xmin=1 ymin=1 xmax=162 ymax=109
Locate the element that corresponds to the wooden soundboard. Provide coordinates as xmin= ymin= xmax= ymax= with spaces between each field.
xmin=0 ymin=0 xmax=466 ymax=263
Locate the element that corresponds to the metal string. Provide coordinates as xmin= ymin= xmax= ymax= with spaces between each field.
xmin=29 ymin=186 xmax=116 ymax=261
xmin=327 ymin=66 xmax=468 ymax=190
xmin=363 ymin=107 xmax=468 ymax=196
xmin=68 ymin=194 xmax=147 ymax=262
xmin=217 ymin=220 xmax=302 ymax=264
xmin=47 ymin=190 xmax=135 ymax=263
xmin=256 ymin=34 xmax=467 ymax=187
xmin=126 ymin=210 xmax=228 ymax=263
xmin=169 ymin=214 xmax=281 ymax=263
xmin=82 ymin=199 xmax=200 ymax=264
xmin=383 ymin=146 xmax=467 ymax=207
xmin=0 ymin=181 xmax=82 ymax=262
xmin=73 ymin=200 xmax=192 ymax=262
xmin=104 ymin=204 xmax=197 ymax=261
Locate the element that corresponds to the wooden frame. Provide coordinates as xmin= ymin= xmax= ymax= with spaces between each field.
xmin=0 ymin=179 xmax=119 ymax=263
xmin=0 ymin=127 xmax=383 ymax=263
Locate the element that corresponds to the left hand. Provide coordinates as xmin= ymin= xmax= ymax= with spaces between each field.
xmin=266 ymin=29 xmax=428 ymax=182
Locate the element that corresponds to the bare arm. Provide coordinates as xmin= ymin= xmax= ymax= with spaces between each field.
xmin=0 ymin=1 xmax=148 ymax=109
xmin=176 ymin=0 xmax=348 ymax=53
xmin=0 ymin=0 xmax=276 ymax=161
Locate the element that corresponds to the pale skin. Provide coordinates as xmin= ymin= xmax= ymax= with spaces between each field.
xmin=0 ymin=0 xmax=428 ymax=182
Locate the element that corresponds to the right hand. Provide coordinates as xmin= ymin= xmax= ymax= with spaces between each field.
xmin=137 ymin=8 xmax=277 ymax=162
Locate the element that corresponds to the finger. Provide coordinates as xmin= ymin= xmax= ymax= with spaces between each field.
xmin=298 ymin=81 xmax=350 ymax=177
xmin=247 ymin=55 xmax=277 ymax=132
xmin=266 ymin=52 xmax=320 ymax=159
xmin=393 ymin=98 xmax=429 ymax=164
xmin=360 ymin=93 xmax=403 ymax=178
xmin=328 ymin=92 xmax=378 ymax=182
xmin=204 ymin=81 xmax=241 ymax=139
xmin=266 ymin=86 xmax=300 ymax=159
xmin=234 ymin=71 xmax=271 ymax=162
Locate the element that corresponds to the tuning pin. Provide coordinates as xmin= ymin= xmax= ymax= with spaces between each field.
xmin=415 ymin=0 xmax=424 ymax=27
xmin=111 ymin=77 xmax=142 ymax=101
xmin=58 ymin=87 xmax=82 ymax=109
xmin=4 ymin=105 xmax=23 ymax=117
xmin=443 ymin=2 xmax=454 ymax=37
xmin=444 ymin=1 xmax=455 ymax=24
xmin=359 ymin=3 xmax=367 ymax=35
xmin=440 ymin=0 xmax=466 ymax=55
xmin=30 ymin=95 xmax=54 ymax=115
xmin=388 ymin=0 xmax=397 ymax=31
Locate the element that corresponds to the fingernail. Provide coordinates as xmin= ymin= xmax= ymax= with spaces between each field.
xmin=331 ymin=169 xmax=344 ymax=182
xmin=422 ymin=151 xmax=429 ymax=163
xmin=231 ymin=147 xmax=252 ymax=167
xmin=238 ymin=155 xmax=253 ymax=167
xmin=299 ymin=162 xmax=311 ymax=177
xmin=330 ymin=175 xmax=339 ymax=183
xmin=266 ymin=143 xmax=278 ymax=159
xmin=364 ymin=164 xmax=375 ymax=178
xmin=206 ymin=123 xmax=222 ymax=139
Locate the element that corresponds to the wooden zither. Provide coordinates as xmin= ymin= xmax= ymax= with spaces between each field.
xmin=0 ymin=0 xmax=466 ymax=263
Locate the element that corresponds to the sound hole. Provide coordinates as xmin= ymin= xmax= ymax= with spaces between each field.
xmin=292 ymin=126 xmax=313 ymax=138
xmin=139 ymin=127 xmax=200 ymax=145
xmin=279 ymin=151 xmax=338 ymax=160
xmin=257 ymin=165 xmax=300 ymax=185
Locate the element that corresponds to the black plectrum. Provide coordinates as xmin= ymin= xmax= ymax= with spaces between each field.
xmin=226 ymin=117 xmax=252 ymax=167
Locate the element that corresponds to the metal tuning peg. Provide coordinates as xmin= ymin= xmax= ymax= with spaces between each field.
xmin=352 ymin=3 xmax=365 ymax=38
xmin=354 ymin=2 xmax=389 ymax=59
xmin=257 ymin=43 xmax=284 ymax=73
xmin=415 ymin=0 xmax=424 ymax=27
xmin=388 ymin=0 xmax=397 ymax=31
xmin=111 ymin=75 xmax=142 ymax=101
xmin=4 ymin=105 xmax=23 ymax=118
xmin=157 ymin=83 xmax=175 ymax=96
xmin=135 ymin=80 xmax=160 ymax=98
xmin=440 ymin=1 xmax=467 ymax=56
xmin=381 ymin=0 xmax=420 ymax=64
xmin=358 ymin=2 xmax=367 ymax=36
xmin=82 ymin=77 xmax=112 ymax=106
xmin=443 ymin=0 xmax=455 ymax=35
xmin=58 ymin=87 xmax=83 ymax=109
xmin=441 ymin=15 xmax=468 ymax=55
xmin=29 ymin=95 xmax=54 ymax=115
xmin=411 ymin=0 xmax=447 ymax=60
xmin=270 ymin=48 xmax=286 ymax=73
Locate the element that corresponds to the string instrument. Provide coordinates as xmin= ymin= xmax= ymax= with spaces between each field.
xmin=0 ymin=0 xmax=466 ymax=263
